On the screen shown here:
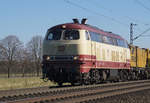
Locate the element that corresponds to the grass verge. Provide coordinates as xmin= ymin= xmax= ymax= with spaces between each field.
xmin=0 ymin=77 xmax=57 ymax=90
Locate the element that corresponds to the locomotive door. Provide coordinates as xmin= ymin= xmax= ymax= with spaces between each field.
xmin=89 ymin=33 xmax=96 ymax=68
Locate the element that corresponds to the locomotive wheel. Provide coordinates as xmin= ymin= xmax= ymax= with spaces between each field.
xmin=145 ymin=71 xmax=149 ymax=79
xmin=83 ymin=79 xmax=90 ymax=85
xmin=119 ymin=70 xmax=128 ymax=81
xmin=90 ymin=69 xmax=100 ymax=84
xmin=102 ymin=71 xmax=107 ymax=81
xmin=82 ymin=73 xmax=90 ymax=85
xmin=130 ymin=71 xmax=137 ymax=80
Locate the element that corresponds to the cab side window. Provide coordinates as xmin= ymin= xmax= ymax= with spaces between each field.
xmin=108 ymin=37 xmax=113 ymax=45
xmin=90 ymin=32 xmax=101 ymax=42
xmin=124 ymin=41 xmax=129 ymax=48
xmin=47 ymin=33 xmax=53 ymax=40
xmin=117 ymin=39 xmax=128 ymax=48
xmin=112 ymin=38 xmax=118 ymax=46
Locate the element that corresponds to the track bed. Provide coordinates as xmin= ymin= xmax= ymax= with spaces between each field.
xmin=1 ymin=80 xmax=150 ymax=103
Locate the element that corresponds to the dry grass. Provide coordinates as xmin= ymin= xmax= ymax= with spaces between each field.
xmin=0 ymin=77 xmax=57 ymax=90
xmin=0 ymin=73 xmax=42 ymax=78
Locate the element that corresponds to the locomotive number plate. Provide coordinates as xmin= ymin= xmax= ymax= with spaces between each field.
xmin=58 ymin=46 xmax=65 ymax=51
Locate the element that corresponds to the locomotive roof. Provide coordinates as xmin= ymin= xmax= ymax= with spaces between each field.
xmin=49 ymin=23 xmax=124 ymax=40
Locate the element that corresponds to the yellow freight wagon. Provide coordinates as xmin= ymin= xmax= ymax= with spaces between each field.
xmin=137 ymin=48 xmax=147 ymax=68
xmin=146 ymin=49 xmax=150 ymax=68
xmin=129 ymin=45 xmax=136 ymax=67
xmin=129 ymin=45 xmax=147 ymax=68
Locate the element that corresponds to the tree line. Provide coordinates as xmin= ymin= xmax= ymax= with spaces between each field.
xmin=0 ymin=35 xmax=43 ymax=78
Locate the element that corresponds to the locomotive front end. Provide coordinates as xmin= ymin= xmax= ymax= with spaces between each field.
xmin=42 ymin=24 xmax=87 ymax=85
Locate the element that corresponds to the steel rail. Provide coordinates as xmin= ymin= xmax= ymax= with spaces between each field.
xmin=1 ymin=80 xmax=150 ymax=103
xmin=0 ymin=79 xmax=149 ymax=98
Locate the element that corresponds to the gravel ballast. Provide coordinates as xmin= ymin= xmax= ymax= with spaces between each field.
xmin=97 ymin=89 xmax=150 ymax=103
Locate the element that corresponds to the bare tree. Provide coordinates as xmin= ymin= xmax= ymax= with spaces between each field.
xmin=20 ymin=48 xmax=36 ymax=77
xmin=27 ymin=35 xmax=43 ymax=76
xmin=0 ymin=35 xmax=23 ymax=78
xmin=16 ymin=47 xmax=27 ymax=77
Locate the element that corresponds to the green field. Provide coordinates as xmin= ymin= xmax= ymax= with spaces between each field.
xmin=0 ymin=77 xmax=57 ymax=90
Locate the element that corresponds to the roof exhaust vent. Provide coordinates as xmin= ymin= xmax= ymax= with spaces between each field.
xmin=73 ymin=18 xmax=79 ymax=24
xmin=108 ymin=31 xmax=112 ymax=33
xmin=81 ymin=18 xmax=87 ymax=24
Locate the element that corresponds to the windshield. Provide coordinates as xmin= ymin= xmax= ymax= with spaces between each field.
xmin=46 ymin=29 xmax=79 ymax=40
xmin=63 ymin=30 xmax=79 ymax=40
xmin=47 ymin=29 xmax=62 ymax=40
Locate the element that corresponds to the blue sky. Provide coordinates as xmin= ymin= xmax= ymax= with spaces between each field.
xmin=0 ymin=0 xmax=150 ymax=48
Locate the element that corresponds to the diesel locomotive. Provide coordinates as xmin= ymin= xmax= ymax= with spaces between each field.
xmin=42 ymin=19 xmax=150 ymax=85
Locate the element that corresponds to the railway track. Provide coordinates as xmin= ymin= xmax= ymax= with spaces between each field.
xmin=0 ymin=85 xmax=72 ymax=98
xmin=1 ymin=80 xmax=150 ymax=103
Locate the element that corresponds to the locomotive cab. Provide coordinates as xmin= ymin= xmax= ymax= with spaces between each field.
xmin=42 ymin=23 xmax=90 ymax=84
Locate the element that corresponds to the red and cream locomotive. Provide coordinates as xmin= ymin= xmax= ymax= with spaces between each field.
xmin=42 ymin=19 xmax=149 ymax=85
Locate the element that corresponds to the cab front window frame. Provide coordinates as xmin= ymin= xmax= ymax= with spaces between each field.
xmin=46 ymin=29 xmax=80 ymax=41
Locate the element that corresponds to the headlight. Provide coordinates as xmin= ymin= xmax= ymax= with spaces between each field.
xmin=73 ymin=56 xmax=79 ymax=60
xmin=46 ymin=56 xmax=50 ymax=60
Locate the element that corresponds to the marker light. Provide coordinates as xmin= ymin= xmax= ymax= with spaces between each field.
xmin=62 ymin=25 xmax=66 ymax=29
